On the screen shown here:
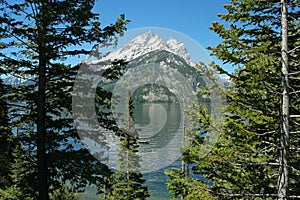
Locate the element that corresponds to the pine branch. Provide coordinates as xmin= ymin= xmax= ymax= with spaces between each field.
xmin=6 ymin=31 xmax=38 ymax=53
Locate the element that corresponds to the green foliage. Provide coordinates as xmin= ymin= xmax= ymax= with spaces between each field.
xmin=49 ymin=182 xmax=80 ymax=200
xmin=0 ymin=0 xmax=130 ymax=198
xmin=166 ymin=99 xmax=223 ymax=200
xmin=166 ymin=0 xmax=300 ymax=199
xmin=0 ymin=79 xmax=12 ymax=189
xmin=105 ymin=97 xmax=149 ymax=200
xmin=107 ymin=169 xmax=149 ymax=200
xmin=10 ymin=145 xmax=37 ymax=199
xmin=0 ymin=187 xmax=20 ymax=200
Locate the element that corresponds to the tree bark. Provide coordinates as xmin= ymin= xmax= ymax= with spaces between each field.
xmin=36 ymin=3 xmax=49 ymax=199
xmin=278 ymin=0 xmax=289 ymax=199
xmin=37 ymin=53 xmax=49 ymax=200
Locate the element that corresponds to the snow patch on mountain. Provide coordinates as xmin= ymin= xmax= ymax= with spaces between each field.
xmin=3 ymin=75 xmax=35 ymax=86
xmin=96 ymin=31 xmax=194 ymax=66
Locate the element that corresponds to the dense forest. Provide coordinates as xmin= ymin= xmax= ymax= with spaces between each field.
xmin=0 ymin=0 xmax=299 ymax=200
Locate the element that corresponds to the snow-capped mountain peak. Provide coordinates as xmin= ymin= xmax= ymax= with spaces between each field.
xmin=166 ymin=37 xmax=191 ymax=64
xmin=100 ymin=31 xmax=194 ymax=65
xmin=3 ymin=75 xmax=35 ymax=86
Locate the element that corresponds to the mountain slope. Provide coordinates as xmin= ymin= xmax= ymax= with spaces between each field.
xmin=102 ymin=31 xmax=194 ymax=66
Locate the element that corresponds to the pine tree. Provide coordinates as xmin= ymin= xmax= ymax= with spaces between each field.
xmin=106 ymin=94 xmax=149 ymax=200
xmin=166 ymin=0 xmax=300 ymax=199
xmin=0 ymin=79 xmax=13 ymax=190
xmin=106 ymin=134 xmax=149 ymax=200
xmin=9 ymin=144 xmax=37 ymax=200
xmin=49 ymin=181 xmax=80 ymax=200
xmin=0 ymin=0 xmax=129 ymax=199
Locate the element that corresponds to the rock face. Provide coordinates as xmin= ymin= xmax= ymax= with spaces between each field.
xmin=129 ymin=50 xmax=205 ymax=103
xmin=95 ymin=31 xmax=206 ymax=103
xmin=100 ymin=30 xmax=231 ymax=88
xmin=102 ymin=31 xmax=194 ymax=66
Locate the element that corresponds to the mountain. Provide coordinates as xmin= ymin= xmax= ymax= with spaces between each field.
xmin=219 ymin=75 xmax=232 ymax=88
xmin=3 ymin=75 xmax=35 ymax=86
xmin=95 ymin=31 xmax=223 ymax=103
xmin=99 ymin=31 xmax=230 ymax=88
xmin=127 ymin=49 xmax=204 ymax=88
xmin=126 ymin=49 xmax=205 ymax=103
xmin=3 ymin=31 xmax=230 ymax=92
xmin=99 ymin=49 xmax=203 ymax=102
xmin=100 ymin=31 xmax=194 ymax=66
xmin=100 ymin=48 xmax=206 ymax=103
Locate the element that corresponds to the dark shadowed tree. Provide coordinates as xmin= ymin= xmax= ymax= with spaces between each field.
xmin=0 ymin=79 xmax=12 ymax=190
xmin=0 ymin=0 xmax=129 ymax=199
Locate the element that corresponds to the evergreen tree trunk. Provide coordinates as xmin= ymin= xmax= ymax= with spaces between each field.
xmin=37 ymin=54 xmax=49 ymax=200
xmin=278 ymin=0 xmax=289 ymax=199
xmin=36 ymin=4 xmax=49 ymax=199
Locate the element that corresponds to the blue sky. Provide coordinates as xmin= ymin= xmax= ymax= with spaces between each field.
xmin=95 ymin=0 xmax=233 ymax=72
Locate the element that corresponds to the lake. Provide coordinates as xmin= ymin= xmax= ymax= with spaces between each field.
xmin=80 ymin=102 xmax=184 ymax=199
xmin=133 ymin=103 xmax=183 ymax=200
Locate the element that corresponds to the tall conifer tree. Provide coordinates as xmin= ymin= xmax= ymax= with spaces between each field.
xmin=0 ymin=1 xmax=129 ymax=199
xmin=166 ymin=1 xmax=300 ymax=199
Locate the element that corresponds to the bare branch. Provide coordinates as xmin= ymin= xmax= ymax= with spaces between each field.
xmin=289 ymin=71 xmax=300 ymax=76
xmin=288 ymin=29 xmax=300 ymax=37
xmin=288 ymin=45 xmax=300 ymax=54
xmin=256 ymin=130 xmax=276 ymax=136
xmin=290 ymin=115 xmax=300 ymax=118
xmin=262 ymin=140 xmax=279 ymax=148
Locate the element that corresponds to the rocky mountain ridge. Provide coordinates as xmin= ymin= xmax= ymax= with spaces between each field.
xmin=100 ymin=31 xmax=194 ymax=66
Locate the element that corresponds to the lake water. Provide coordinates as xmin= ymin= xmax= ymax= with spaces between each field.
xmin=133 ymin=103 xmax=183 ymax=200
xmin=80 ymin=102 xmax=183 ymax=199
